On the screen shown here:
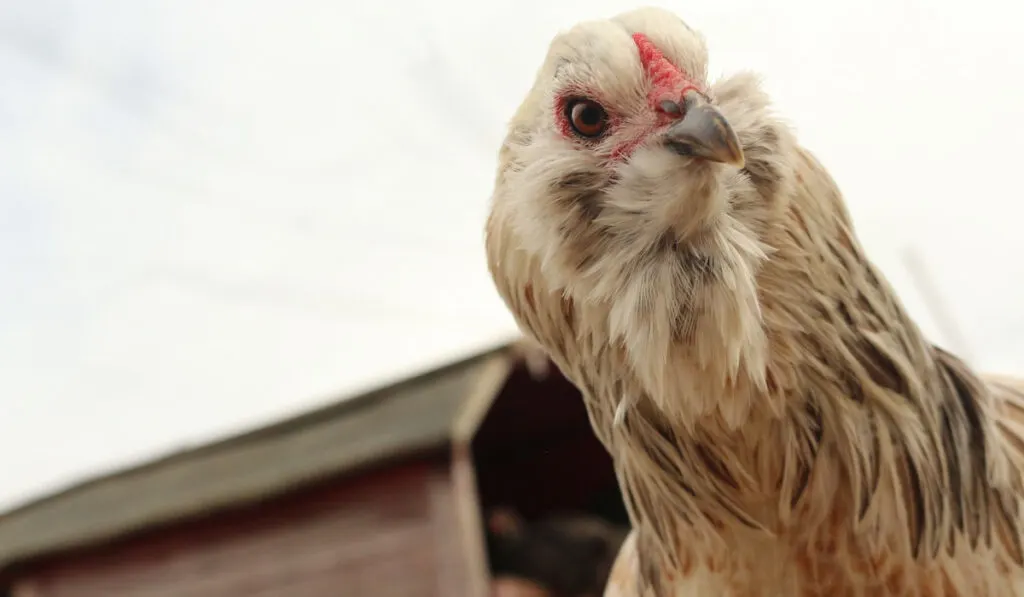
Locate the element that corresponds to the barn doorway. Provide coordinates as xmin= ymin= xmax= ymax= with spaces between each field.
xmin=471 ymin=359 xmax=629 ymax=595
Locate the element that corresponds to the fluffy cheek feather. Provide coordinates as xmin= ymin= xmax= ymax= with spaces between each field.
xmin=601 ymin=151 xmax=777 ymax=424
xmin=601 ymin=148 xmax=725 ymax=244
xmin=495 ymin=135 xmax=780 ymax=429
xmin=495 ymin=137 xmax=606 ymax=293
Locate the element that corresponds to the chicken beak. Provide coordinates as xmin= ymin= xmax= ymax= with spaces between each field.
xmin=664 ymin=92 xmax=745 ymax=168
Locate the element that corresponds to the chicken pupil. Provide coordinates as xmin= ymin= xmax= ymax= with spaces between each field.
xmin=578 ymin=104 xmax=601 ymax=125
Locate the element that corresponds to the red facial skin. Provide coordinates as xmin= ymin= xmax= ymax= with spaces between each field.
xmin=631 ymin=33 xmax=703 ymax=108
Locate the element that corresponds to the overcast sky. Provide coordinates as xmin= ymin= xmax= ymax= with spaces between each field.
xmin=1 ymin=0 xmax=1023 ymax=512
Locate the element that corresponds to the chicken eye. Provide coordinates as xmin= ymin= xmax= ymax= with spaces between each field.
xmin=565 ymin=99 xmax=609 ymax=138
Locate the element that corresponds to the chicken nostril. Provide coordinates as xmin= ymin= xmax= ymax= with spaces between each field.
xmin=658 ymin=99 xmax=682 ymax=116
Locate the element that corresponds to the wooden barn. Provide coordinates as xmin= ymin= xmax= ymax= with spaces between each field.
xmin=0 ymin=342 xmax=628 ymax=597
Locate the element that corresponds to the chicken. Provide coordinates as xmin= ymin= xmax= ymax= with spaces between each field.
xmin=484 ymin=6 xmax=1024 ymax=596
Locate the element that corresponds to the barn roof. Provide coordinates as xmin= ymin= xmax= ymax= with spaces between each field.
xmin=0 ymin=340 xmax=522 ymax=574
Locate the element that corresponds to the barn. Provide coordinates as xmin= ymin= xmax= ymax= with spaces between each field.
xmin=0 ymin=341 xmax=628 ymax=597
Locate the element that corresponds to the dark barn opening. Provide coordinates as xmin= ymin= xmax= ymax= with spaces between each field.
xmin=473 ymin=360 xmax=629 ymax=596
xmin=473 ymin=361 xmax=628 ymax=526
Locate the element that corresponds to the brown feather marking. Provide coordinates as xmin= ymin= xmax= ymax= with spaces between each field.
xmin=695 ymin=443 xmax=739 ymax=490
xmin=998 ymin=420 xmax=1024 ymax=459
xmin=670 ymin=248 xmax=718 ymax=342
xmin=553 ymin=172 xmax=605 ymax=221
xmin=560 ymin=295 xmax=577 ymax=335
xmin=892 ymin=428 xmax=927 ymax=559
xmin=935 ymin=348 xmax=990 ymax=550
xmin=791 ymin=399 xmax=823 ymax=510
xmin=857 ymin=333 xmax=909 ymax=396
xmin=859 ymin=411 xmax=883 ymax=522
xmin=933 ymin=347 xmax=1024 ymax=567
xmin=738 ymin=124 xmax=783 ymax=200
xmin=524 ymin=283 xmax=535 ymax=309
xmin=939 ymin=408 xmax=965 ymax=546
xmin=994 ymin=490 xmax=1024 ymax=566
xmin=549 ymin=169 xmax=607 ymax=273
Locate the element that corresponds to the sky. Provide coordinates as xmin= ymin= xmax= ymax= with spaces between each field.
xmin=1 ymin=0 xmax=1023 ymax=512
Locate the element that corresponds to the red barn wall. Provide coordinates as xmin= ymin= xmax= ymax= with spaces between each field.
xmin=12 ymin=457 xmax=479 ymax=597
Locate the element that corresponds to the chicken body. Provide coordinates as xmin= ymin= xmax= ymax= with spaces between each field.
xmin=485 ymin=7 xmax=1024 ymax=597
